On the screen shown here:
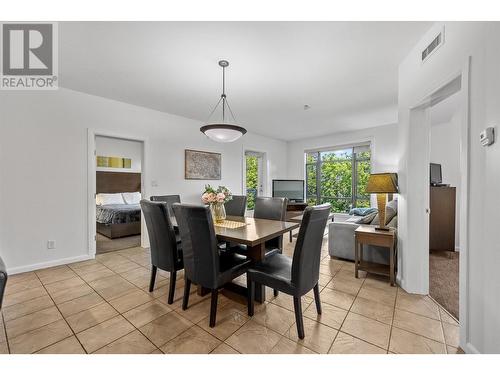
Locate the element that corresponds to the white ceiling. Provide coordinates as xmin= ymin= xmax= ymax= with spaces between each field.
xmin=59 ymin=22 xmax=432 ymax=141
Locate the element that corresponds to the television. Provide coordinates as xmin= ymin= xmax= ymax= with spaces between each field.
xmin=272 ymin=180 xmax=304 ymax=202
xmin=430 ymin=163 xmax=442 ymax=185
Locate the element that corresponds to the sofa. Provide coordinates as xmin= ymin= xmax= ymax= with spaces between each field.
xmin=328 ymin=199 xmax=398 ymax=264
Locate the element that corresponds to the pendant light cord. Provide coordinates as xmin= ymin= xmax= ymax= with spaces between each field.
xmin=205 ymin=61 xmax=238 ymax=124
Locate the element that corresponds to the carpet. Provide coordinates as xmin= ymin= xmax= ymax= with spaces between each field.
xmin=96 ymin=233 xmax=141 ymax=254
xmin=429 ymin=250 xmax=459 ymax=320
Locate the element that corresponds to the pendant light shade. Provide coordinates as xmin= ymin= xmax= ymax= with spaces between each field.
xmin=200 ymin=60 xmax=247 ymax=142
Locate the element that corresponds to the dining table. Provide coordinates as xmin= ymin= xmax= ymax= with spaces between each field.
xmin=171 ymin=215 xmax=299 ymax=303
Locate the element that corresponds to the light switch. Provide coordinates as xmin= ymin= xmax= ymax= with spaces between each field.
xmin=47 ymin=240 xmax=56 ymax=249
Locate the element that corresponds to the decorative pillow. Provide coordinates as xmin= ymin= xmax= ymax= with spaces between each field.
xmin=349 ymin=207 xmax=378 ymax=216
xmin=356 ymin=211 xmax=378 ymax=224
xmin=371 ymin=199 xmax=398 ymax=225
xmin=96 ymin=193 xmax=125 ymax=206
xmin=122 ymin=192 xmax=141 ymax=205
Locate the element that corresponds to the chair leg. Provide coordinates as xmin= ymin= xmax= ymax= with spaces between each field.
xmin=182 ymin=277 xmax=191 ymax=310
xmin=247 ymin=278 xmax=255 ymax=316
xmin=293 ymin=296 xmax=305 ymax=340
xmin=313 ymin=283 xmax=322 ymax=315
xmin=209 ymin=289 xmax=218 ymax=327
xmin=167 ymin=271 xmax=177 ymax=305
xmin=273 ymin=289 xmax=279 ymax=297
xmin=149 ymin=266 xmax=157 ymax=292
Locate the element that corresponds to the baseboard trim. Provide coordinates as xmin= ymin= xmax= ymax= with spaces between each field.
xmin=6 ymin=254 xmax=94 ymax=275
xmin=464 ymin=342 xmax=480 ymax=354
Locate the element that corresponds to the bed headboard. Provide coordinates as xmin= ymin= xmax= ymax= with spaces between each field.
xmin=96 ymin=172 xmax=141 ymax=194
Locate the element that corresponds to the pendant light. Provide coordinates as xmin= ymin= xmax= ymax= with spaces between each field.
xmin=200 ymin=60 xmax=247 ymax=142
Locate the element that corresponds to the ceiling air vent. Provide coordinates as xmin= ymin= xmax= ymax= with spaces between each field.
xmin=421 ymin=28 xmax=444 ymax=63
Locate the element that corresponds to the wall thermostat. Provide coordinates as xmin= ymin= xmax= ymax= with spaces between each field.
xmin=480 ymin=127 xmax=495 ymax=147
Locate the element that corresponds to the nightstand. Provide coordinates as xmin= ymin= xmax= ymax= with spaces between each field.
xmin=354 ymin=226 xmax=397 ymax=286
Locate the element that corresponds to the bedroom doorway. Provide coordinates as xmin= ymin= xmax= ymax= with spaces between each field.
xmin=94 ymin=135 xmax=144 ymax=254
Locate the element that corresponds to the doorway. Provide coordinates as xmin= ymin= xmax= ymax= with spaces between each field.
xmin=244 ymin=151 xmax=265 ymax=210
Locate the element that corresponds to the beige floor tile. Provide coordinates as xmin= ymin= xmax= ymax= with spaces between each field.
xmin=303 ymin=301 xmax=347 ymax=330
xmin=198 ymin=311 xmax=249 ymax=341
xmin=5 ymin=277 xmax=42 ymax=296
xmin=442 ymin=322 xmax=460 ymax=347
xmin=108 ymin=289 xmax=154 ymax=314
xmin=77 ymin=315 xmax=135 ymax=353
xmin=78 ymin=268 xmax=116 ymax=283
xmin=326 ymin=275 xmax=363 ymax=295
xmin=174 ymin=297 xmax=213 ymax=324
xmin=9 ymin=319 xmax=73 ymax=354
xmin=161 ymin=326 xmax=221 ymax=354
xmin=440 ymin=308 xmax=459 ymax=326
xmin=250 ymin=302 xmax=296 ymax=335
xmin=4 ymin=271 xmax=38 ymax=285
xmin=68 ymin=259 xmax=100 ymax=270
xmin=341 ymin=312 xmax=391 ymax=350
xmin=357 ymin=285 xmax=397 ymax=307
xmin=94 ymin=330 xmax=156 ymax=354
xmin=393 ymin=309 xmax=444 ymax=343
xmin=36 ymin=335 xmax=86 ymax=354
xmin=66 ymin=302 xmax=118 ymax=333
xmin=319 ymin=263 xmax=341 ymax=276
xmin=123 ymin=300 xmax=171 ymax=328
xmin=318 ymin=274 xmax=333 ymax=287
xmin=319 ymin=288 xmax=355 ymax=310
xmin=351 ymin=296 xmax=394 ymax=325
xmin=106 ymin=260 xmax=143 ymax=274
xmin=2 ymin=295 xmax=54 ymax=322
xmin=288 ymin=316 xmax=338 ymax=354
xmin=271 ymin=336 xmax=316 ymax=354
xmin=57 ymin=292 xmax=105 ymax=318
xmin=336 ymin=268 xmax=366 ymax=280
xmin=0 ymin=340 xmax=9 ymax=354
xmin=3 ymin=286 xmax=48 ymax=307
xmin=5 ymin=306 xmax=62 ymax=339
xmin=396 ymin=290 xmax=440 ymax=320
xmin=389 ymin=327 xmax=446 ymax=354
xmin=44 ymin=276 xmax=94 ymax=304
xmin=210 ymin=342 xmax=240 ymax=354
xmin=36 ymin=265 xmax=77 ymax=285
xmin=363 ymin=275 xmax=394 ymax=291
xmin=139 ymin=311 xmax=193 ymax=347
xmin=71 ymin=262 xmax=109 ymax=276
xmin=329 ymin=332 xmax=386 ymax=354
xmin=226 ymin=320 xmax=282 ymax=354
xmin=270 ymin=293 xmax=313 ymax=312
xmin=88 ymin=275 xmax=136 ymax=300
xmin=447 ymin=345 xmax=465 ymax=354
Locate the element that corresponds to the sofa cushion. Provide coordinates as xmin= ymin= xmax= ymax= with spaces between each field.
xmin=371 ymin=199 xmax=398 ymax=225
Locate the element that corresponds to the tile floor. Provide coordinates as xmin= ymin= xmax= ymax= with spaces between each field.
xmin=0 ymin=236 xmax=463 ymax=354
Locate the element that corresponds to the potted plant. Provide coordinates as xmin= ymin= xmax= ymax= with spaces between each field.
xmin=202 ymin=185 xmax=233 ymax=223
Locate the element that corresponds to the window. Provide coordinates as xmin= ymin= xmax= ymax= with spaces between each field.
xmin=305 ymin=144 xmax=371 ymax=212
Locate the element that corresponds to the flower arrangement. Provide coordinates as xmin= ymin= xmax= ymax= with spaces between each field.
xmin=202 ymin=185 xmax=233 ymax=204
xmin=202 ymin=185 xmax=232 ymax=222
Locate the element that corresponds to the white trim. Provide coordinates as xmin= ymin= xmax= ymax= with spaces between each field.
xmin=304 ymin=140 xmax=372 ymax=154
xmin=87 ymin=129 xmax=149 ymax=255
xmin=243 ymin=148 xmax=268 ymax=197
xmin=7 ymin=254 xmax=94 ymax=275
xmin=464 ymin=342 xmax=480 ymax=354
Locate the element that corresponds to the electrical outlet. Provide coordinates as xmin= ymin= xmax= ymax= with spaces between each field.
xmin=47 ymin=240 xmax=56 ymax=249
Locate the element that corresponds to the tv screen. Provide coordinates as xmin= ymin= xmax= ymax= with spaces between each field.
xmin=272 ymin=180 xmax=304 ymax=202
xmin=430 ymin=163 xmax=442 ymax=185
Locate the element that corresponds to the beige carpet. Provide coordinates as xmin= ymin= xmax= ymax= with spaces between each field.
xmin=96 ymin=233 xmax=141 ymax=254
xmin=430 ymin=250 xmax=459 ymax=320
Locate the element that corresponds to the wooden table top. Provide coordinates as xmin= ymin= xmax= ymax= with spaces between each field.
xmin=355 ymin=225 xmax=396 ymax=237
xmin=171 ymin=215 xmax=299 ymax=247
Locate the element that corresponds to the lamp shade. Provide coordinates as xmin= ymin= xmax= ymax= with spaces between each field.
xmin=365 ymin=173 xmax=398 ymax=194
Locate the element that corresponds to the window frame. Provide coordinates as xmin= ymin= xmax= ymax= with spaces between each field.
xmin=305 ymin=145 xmax=371 ymax=212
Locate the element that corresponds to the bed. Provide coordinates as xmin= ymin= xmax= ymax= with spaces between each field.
xmin=96 ymin=171 xmax=142 ymax=239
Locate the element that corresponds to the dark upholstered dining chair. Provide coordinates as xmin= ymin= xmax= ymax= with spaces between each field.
xmin=140 ymin=200 xmax=183 ymax=304
xmin=224 ymin=195 xmax=247 ymax=217
xmin=247 ymin=203 xmax=331 ymax=339
xmin=150 ymin=195 xmax=181 ymax=219
xmin=253 ymin=196 xmax=288 ymax=255
xmin=172 ymin=203 xmax=251 ymax=327
xmin=0 ymin=255 xmax=7 ymax=310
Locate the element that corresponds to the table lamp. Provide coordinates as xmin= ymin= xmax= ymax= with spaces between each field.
xmin=365 ymin=173 xmax=398 ymax=231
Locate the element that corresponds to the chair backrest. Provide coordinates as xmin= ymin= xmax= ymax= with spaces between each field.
xmin=254 ymin=196 xmax=288 ymax=221
xmin=140 ymin=200 xmax=179 ymax=271
xmin=224 ymin=195 xmax=247 ymax=217
xmin=291 ymin=204 xmax=331 ymax=295
xmin=150 ymin=195 xmax=181 ymax=219
xmin=172 ymin=203 xmax=220 ymax=289
xmin=0 ymin=256 xmax=7 ymax=310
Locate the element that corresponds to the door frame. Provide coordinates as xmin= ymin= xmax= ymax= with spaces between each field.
xmin=243 ymin=149 xmax=268 ymax=204
xmin=405 ymin=57 xmax=471 ymax=351
xmin=87 ymin=128 xmax=149 ymax=257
